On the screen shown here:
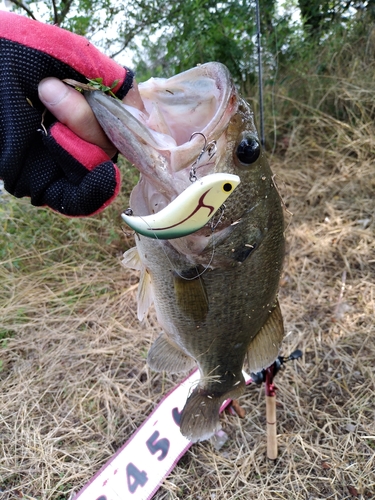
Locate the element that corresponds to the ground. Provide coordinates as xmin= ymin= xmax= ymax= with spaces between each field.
xmin=1 ymin=111 xmax=374 ymax=499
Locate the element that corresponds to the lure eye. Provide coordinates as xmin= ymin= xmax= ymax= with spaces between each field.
xmin=236 ymin=136 xmax=261 ymax=164
xmin=222 ymin=182 xmax=233 ymax=193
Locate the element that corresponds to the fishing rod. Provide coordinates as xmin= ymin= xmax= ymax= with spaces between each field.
xmin=255 ymin=0 xmax=265 ymax=148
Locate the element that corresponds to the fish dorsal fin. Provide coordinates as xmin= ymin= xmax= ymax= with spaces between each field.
xmin=147 ymin=332 xmax=196 ymax=374
xmin=122 ymin=247 xmax=154 ymax=321
xmin=247 ymin=300 xmax=284 ymax=373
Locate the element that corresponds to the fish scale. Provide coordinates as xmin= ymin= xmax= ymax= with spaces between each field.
xmin=86 ymin=62 xmax=285 ymax=442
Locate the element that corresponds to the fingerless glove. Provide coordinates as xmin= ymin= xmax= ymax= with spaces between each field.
xmin=0 ymin=12 xmax=134 ymax=216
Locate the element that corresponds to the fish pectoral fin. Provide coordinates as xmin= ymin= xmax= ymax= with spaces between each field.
xmin=173 ymin=270 xmax=208 ymax=322
xmin=147 ymin=332 xmax=196 ymax=374
xmin=247 ymin=299 xmax=285 ymax=373
xmin=122 ymin=246 xmax=142 ymax=271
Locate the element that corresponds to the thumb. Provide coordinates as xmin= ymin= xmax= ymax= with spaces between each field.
xmin=38 ymin=77 xmax=117 ymax=158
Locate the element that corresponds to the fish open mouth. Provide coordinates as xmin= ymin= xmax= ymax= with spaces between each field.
xmin=134 ymin=63 xmax=235 ymax=149
xmin=86 ymin=63 xmax=238 ymax=209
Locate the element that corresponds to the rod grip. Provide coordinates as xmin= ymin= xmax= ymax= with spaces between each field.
xmin=266 ymin=395 xmax=277 ymax=460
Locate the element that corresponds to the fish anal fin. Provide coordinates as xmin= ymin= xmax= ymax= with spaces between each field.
xmin=247 ymin=299 xmax=285 ymax=373
xmin=173 ymin=270 xmax=208 ymax=323
xmin=147 ymin=332 xmax=196 ymax=374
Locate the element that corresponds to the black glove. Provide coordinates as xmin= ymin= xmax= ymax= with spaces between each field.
xmin=0 ymin=11 xmax=134 ymax=216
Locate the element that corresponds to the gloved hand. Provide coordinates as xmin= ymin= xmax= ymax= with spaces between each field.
xmin=0 ymin=11 xmax=135 ymax=216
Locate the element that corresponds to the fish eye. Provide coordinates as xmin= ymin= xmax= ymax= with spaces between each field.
xmin=236 ymin=135 xmax=261 ymax=165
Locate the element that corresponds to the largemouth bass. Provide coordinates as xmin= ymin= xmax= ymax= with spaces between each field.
xmin=86 ymin=63 xmax=285 ymax=442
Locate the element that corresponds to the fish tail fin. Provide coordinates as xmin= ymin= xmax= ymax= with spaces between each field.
xmin=179 ymin=388 xmax=223 ymax=442
xmin=180 ymin=381 xmax=246 ymax=442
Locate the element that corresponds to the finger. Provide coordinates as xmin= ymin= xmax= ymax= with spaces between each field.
xmin=38 ymin=77 xmax=117 ymax=158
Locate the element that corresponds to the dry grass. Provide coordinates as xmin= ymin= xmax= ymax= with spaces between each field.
xmin=1 ymin=75 xmax=375 ymax=499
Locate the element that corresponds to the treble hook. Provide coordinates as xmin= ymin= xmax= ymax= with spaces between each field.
xmin=189 ymin=131 xmax=208 ymax=160
xmin=189 ymin=132 xmax=217 ymax=182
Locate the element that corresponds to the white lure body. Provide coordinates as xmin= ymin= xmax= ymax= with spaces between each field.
xmin=121 ymin=173 xmax=240 ymax=239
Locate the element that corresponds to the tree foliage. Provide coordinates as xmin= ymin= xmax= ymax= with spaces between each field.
xmin=6 ymin=0 xmax=375 ymax=88
xmin=8 ymin=0 xmax=375 ymax=103
xmin=298 ymin=0 xmax=375 ymax=38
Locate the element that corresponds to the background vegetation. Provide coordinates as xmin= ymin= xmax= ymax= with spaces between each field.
xmin=1 ymin=1 xmax=374 ymax=498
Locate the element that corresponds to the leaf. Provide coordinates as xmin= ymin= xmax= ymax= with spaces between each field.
xmin=347 ymin=485 xmax=359 ymax=497
xmin=62 ymin=78 xmax=121 ymax=99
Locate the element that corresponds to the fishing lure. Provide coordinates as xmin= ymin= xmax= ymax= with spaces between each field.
xmin=121 ymin=173 xmax=240 ymax=239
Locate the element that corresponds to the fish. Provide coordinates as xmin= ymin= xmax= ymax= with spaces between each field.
xmin=85 ymin=62 xmax=285 ymax=442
